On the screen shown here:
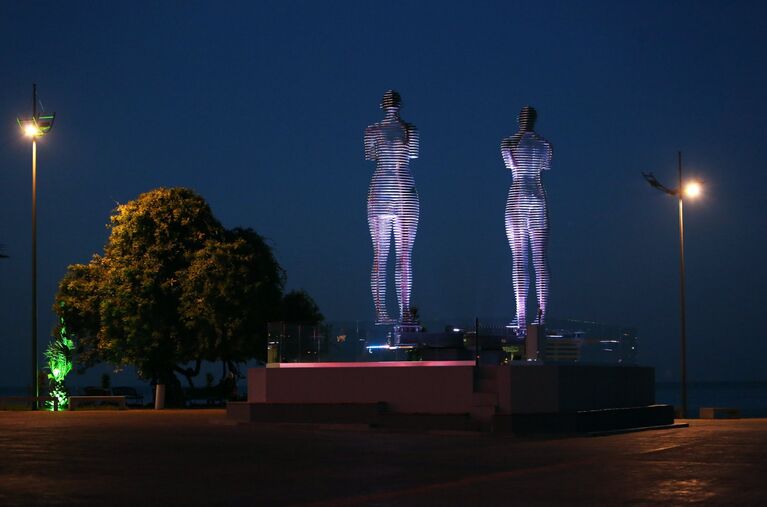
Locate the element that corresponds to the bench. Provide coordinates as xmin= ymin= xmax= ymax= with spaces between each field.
xmin=184 ymin=387 xmax=226 ymax=407
xmin=69 ymin=396 xmax=127 ymax=410
xmin=111 ymin=386 xmax=145 ymax=406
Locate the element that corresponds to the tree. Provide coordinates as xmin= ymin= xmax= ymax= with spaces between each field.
xmin=281 ymin=289 xmax=324 ymax=324
xmin=55 ymin=187 xmax=322 ymax=403
xmin=102 ymin=188 xmax=225 ymax=399
xmin=56 ymin=257 xmax=105 ymax=370
xmin=180 ymin=227 xmax=285 ymax=379
xmin=57 ymin=188 xmax=225 ymax=404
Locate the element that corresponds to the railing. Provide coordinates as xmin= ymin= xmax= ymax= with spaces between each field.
xmin=266 ymin=318 xmax=638 ymax=365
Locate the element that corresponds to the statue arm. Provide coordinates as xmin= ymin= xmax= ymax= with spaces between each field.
xmin=364 ymin=126 xmax=377 ymax=161
xmin=543 ymin=141 xmax=553 ymax=171
xmin=407 ymin=125 xmax=419 ymax=159
xmin=500 ymin=138 xmax=513 ymax=170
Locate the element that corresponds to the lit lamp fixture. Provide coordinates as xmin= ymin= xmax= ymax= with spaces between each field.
xmin=21 ymin=121 xmax=39 ymax=138
xmin=684 ymin=180 xmax=702 ymax=199
xmin=17 ymin=113 xmax=55 ymax=138
xmin=17 ymin=84 xmax=55 ymax=409
xmin=642 ymin=152 xmax=703 ymax=420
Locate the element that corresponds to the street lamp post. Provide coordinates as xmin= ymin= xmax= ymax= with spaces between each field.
xmin=643 ymin=152 xmax=701 ymax=419
xmin=17 ymin=84 xmax=55 ymax=408
xmin=31 ymin=117 xmax=37 ymax=407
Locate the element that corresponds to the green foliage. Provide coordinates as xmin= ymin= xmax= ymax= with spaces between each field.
xmin=281 ymin=289 xmax=324 ymax=324
xmin=56 ymin=258 xmax=105 ymax=370
xmin=45 ymin=311 xmax=74 ymax=410
xmin=54 ymin=187 xmax=321 ymax=402
xmin=96 ymin=188 xmax=224 ymax=382
xmin=180 ymin=227 xmax=285 ymax=364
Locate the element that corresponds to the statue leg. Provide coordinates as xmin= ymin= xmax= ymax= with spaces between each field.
xmin=369 ymin=214 xmax=393 ymax=323
xmin=393 ymin=200 xmax=419 ymax=322
xmin=530 ymin=227 xmax=550 ymax=324
xmin=506 ymin=199 xmax=529 ymax=331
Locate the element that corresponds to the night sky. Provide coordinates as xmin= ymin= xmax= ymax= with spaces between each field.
xmin=1 ymin=1 xmax=766 ymax=386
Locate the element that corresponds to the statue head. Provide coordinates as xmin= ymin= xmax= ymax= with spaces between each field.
xmin=518 ymin=106 xmax=537 ymax=131
xmin=380 ymin=90 xmax=402 ymax=111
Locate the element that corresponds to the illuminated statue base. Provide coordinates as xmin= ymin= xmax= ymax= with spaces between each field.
xmin=362 ymin=323 xmax=424 ymax=356
xmin=228 ymin=362 xmax=673 ymax=433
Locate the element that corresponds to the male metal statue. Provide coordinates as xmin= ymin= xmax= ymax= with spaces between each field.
xmin=364 ymin=90 xmax=420 ymax=324
xmin=501 ymin=106 xmax=552 ymax=333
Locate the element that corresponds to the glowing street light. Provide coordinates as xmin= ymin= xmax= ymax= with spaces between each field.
xmin=642 ymin=152 xmax=703 ymax=419
xmin=23 ymin=123 xmax=39 ymax=137
xmin=17 ymin=84 xmax=55 ymax=408
xmin=684 ymin=180 xmax=702 ymax=199
xmin=18 ymin=112 xmax=54 ymax=139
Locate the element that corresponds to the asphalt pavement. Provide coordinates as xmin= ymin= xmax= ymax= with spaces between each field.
xmin=0 ymin=410 xmax=765 ymax=506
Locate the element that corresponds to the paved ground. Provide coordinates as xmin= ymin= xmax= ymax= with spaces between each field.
xmin=0 ymin=410 xmax=765 ymax=506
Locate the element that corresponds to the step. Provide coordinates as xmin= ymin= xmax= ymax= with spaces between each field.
xmin=492 ymin=404 xmax=676 ymax=434
xmin=373 ymin=413 xmax=475 ymax=431
xmin=470 ymin=404 xmax=497 ymax=422
xmin=227 ymin=402 xmax=386 ymax=423
xmin=469 ymin=419 xmax=494 ymax=432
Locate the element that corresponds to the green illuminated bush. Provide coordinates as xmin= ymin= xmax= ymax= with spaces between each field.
xmin=45 ymin=311 xmax=74 ymax=410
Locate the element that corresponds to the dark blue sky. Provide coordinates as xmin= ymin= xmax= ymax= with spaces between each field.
xmin=1 ymin=1 xmax=766 ymax=385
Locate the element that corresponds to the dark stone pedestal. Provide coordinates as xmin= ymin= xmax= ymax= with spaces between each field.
xmin=229 ymin=362 xmax=676 ymax=434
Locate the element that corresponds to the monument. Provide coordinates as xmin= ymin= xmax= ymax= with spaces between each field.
xmin=229 ymin=101 xmax=673 ymax=435
xmin=364 ymin=90 xmax=420 ymax=325
xmin=501 ymin=106 xmax=551 ymax=334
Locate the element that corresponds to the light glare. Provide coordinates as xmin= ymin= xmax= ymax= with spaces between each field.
xmin=684 ymin=181 xmax=702 ymax=198
xmin=24 ymin=124 xmax=38 ymax=137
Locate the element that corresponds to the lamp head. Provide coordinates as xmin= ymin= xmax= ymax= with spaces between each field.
xmin=24 ymin=124 xmax=39 ymax=137
xmin=18 ymin=113 xmax=54 ymax=139
xmin=18 ymin=118 xmax=39 ymax=138
xmin=684 ymin=180 xmax=702 ymax=199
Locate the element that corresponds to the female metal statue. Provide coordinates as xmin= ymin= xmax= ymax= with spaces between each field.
xmin=501 ymin=106 xmax=552 ymax=333
xmin=364 ymin=90 xmax=420 ymax=324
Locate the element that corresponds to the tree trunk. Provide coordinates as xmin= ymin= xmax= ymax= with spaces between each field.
xmin=157 ymin=369 xmax=184 ymax=407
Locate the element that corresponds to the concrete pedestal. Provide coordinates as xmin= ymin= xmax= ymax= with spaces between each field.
xmin=228 ymin=361 xmax=672 ymax=433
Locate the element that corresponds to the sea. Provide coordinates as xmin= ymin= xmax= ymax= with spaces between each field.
xmin=655 ymin=381 xmax=767 ymax=418
xmin=2 ymin=381 xmax=766 ymax=417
